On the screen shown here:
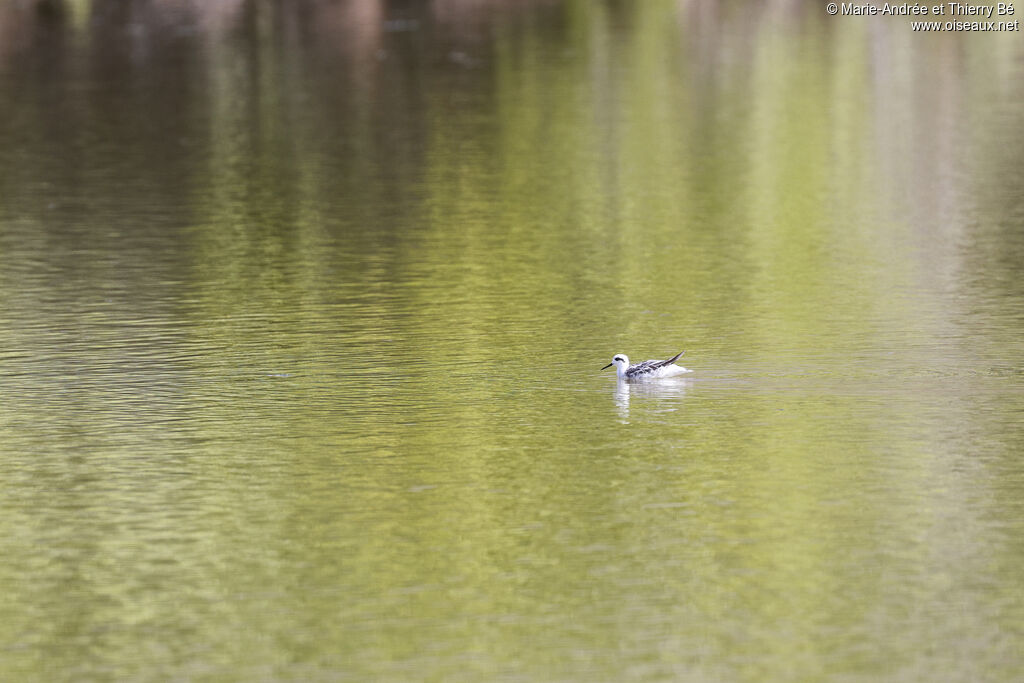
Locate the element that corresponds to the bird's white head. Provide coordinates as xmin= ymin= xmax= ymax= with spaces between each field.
xmin=601 ymin=354 xmax=630 ymax=378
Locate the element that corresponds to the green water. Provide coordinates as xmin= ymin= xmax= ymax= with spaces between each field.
xmin=1 ymin=1 xmax=1023 ymax=680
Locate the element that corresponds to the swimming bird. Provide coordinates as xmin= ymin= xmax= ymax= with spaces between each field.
xmin=601 ymin=352 xmax=691 ymax=380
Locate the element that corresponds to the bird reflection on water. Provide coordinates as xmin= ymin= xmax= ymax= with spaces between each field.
xmin=613 ymin=376 xmax=692 ymax=422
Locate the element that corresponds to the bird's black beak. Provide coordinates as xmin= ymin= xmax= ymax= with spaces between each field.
xmin=601 ymin=362 xmax=613 ymax=371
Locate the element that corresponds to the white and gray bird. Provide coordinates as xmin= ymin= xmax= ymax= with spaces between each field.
xmin=601 ymin=352 xmax=691 ymax=380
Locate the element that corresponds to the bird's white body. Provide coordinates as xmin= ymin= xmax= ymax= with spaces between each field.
xmin=603 ymin=352 xmax=691 ymax=380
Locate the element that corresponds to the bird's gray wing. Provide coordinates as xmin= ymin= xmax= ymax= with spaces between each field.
xmin=647 ymin=351 xmax=684 ymax=370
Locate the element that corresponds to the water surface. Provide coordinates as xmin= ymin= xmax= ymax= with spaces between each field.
xmin=0 ymin=1 xmax=1023 ymax=680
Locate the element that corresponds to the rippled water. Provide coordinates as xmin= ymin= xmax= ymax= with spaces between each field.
xmin=1 ymin=1 xmax=1023 ymax=680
